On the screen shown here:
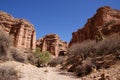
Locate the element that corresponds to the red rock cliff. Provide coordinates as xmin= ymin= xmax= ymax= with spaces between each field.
xmin=36 ymin=34 xmax=68 ymax=57
xmin=0 ymin=11 xmax=36 ymax=50
xmin=69 ymin=6 xmax=120 ymax=47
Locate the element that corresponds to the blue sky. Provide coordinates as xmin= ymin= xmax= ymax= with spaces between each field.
xmin=0 ymin=0 xmax=120 ymax=42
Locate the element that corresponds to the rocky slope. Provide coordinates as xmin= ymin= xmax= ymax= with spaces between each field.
xmin=36 ymin=34 xmax=68 ymax=57
xmin=0 ymin=11 xmax=36 ymax=50
xmin=69 ymin=6 xmax=120 ymax=46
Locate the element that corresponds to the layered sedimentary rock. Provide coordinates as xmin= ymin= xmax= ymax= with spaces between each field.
xmin=69 ymin=6 xmax=120 ymax=46
xmin=36 ymin=34 xmax=68 ymax=57
xmin=0 ymin=11 xmax=36 ymax=50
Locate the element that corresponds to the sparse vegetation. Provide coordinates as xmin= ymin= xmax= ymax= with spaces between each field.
xmin=48 ymin=56 xmax=64 ymax=67
xmin=33 ymin=48 xmax=51 ymax=67
xmin=0 ymin=29 xmax=13 ymax=60
xmin=69 ymin=40 xmax=96 ymax=56
xmin=10 ymin=48 xmax=27 ymax=63
xmin=0 ymin=29 xmax=36 ymax=64
xmin=64 ymin=33 xmax=120 ymax=77
xmin=75 ymin=58 xmax=94 ymax=77
xmin=95 ymin=33 xmax=120 ymax=54
xmin=65 ymin=40 xmax=96 ymax=67
xmin=27 ymin=52 xmax=36 ymax=65
xmin=0 ymin=65 xmax=20 ymax=80
xmin=11 ymin=48 xmax=36 ymax=65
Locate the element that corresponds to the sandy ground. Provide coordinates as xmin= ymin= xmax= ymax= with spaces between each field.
xmin=0 ymin=61 xmax=120 ymax=80
xmin=0 ymin=61 xmax=80 ymax=80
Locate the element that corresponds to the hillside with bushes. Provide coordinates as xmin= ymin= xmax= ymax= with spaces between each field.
xmin=0 ymin=6 xmax=120 ymax=80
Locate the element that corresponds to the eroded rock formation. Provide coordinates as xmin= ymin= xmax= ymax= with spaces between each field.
xmin=36 ymin=34 xmax=68 ymax=57
xmin=0 ymin=11 xmax=36 ymax=50
xmin=69 ymin=6 xmax=120 ymax=46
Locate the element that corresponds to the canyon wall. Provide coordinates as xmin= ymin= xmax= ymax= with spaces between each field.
xmin=69 ymin=6 xmax=120 ymax=47
xmin=36 ymin=34 xmax=68 ymax=57
xmin=0 ymin=11 xmax=36 ymax=50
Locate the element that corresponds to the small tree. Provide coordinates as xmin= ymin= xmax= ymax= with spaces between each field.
xmin=33 ymin=48 xmax=51 ymax=67
xmin=38 ymin=51 xmax=51 ymax=64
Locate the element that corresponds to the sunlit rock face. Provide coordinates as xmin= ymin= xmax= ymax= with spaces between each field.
xmin=0 ymin=11 xmax=36 ymax=50
xmin=69 ymin=6 xmax=120 ymax=47
xmin=36 ymin=34 xmax=68 ymax=57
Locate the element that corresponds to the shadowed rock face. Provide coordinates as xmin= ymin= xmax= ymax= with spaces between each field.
xmin=36 ymin=34 xmax=68 ymax=57
xmin=0 ymin=11 xmax=36 ymax=50
xmin=69 ymin=6 xmax=120 ymax=47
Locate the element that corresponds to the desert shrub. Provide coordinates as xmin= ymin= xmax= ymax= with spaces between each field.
xmin=75 ymin=58 xmax=93 ymax=77
xmin=65 ymin=40 xmax=96 ymax=66
xmin=10 ymin=48 xmax=36 ymax=65
xmin=94 ymin=54 xmax=116 ymax=69
xmin=0 ymin=29 xmax=13 ymax=60
xmin=33 ymin=48 xmax=51 ymax=67
xmin=95 ymin=33 xmax=120 ymax=54
xmin=69 ymin=40 xmax=96 ymax=57
xmin=75 ymin=65 xmax=92 ymax=77
xmin=0 ymin=29 xmax=36 ymax=65
xmin=48 ymin=56 xmax=64 ymax=67
xmin=27 ymin=52 xmax=36 ymax=65
xmin=0 ymin=30 xmax=29 ymax=63
xmin=67 ymin=33 xmax=120 ymax=58
xmin=64 ymin=33 xmax=120 ymax=77
xmin=10 ymin=48 xmax=27 ymax=63
xmin=37 ymin=51 xmax=51 ymax=65
xmin=0 ymin=65 xmax=20 ymax=80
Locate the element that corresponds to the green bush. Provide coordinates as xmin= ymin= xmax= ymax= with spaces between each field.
xmin=33 ymin=48 xmax=51 ymax=67
xmin=37 ymin=51 xmax=51 ymax=64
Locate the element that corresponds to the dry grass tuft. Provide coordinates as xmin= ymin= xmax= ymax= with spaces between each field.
xmin=0 ymin=29 xmax=13 ymax=60
xmin=64 ymin=33 xmax=120 ymax=77
xmin=48 ymin=56 xmax=64 ymax=67
xmin=0 ymin=29 xmax=36 ymax=65
xmin=96 ymin=33 xmax=120 ymax=54
xmin=0 ymin=65 xmax=20 ymax=80
xmin=10 ymin=48 xmax=27 ymax=63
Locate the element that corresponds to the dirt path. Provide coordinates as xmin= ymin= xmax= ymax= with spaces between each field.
xmin=0 ymin=61 xmax=80 ymax=80
xmin=1 ymin=61 xmax=120 ymax=80
xmin=45 ymin=67 xmax=80 ymax=80
xmin=19 ymin=66 xmax=81 ymax=80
